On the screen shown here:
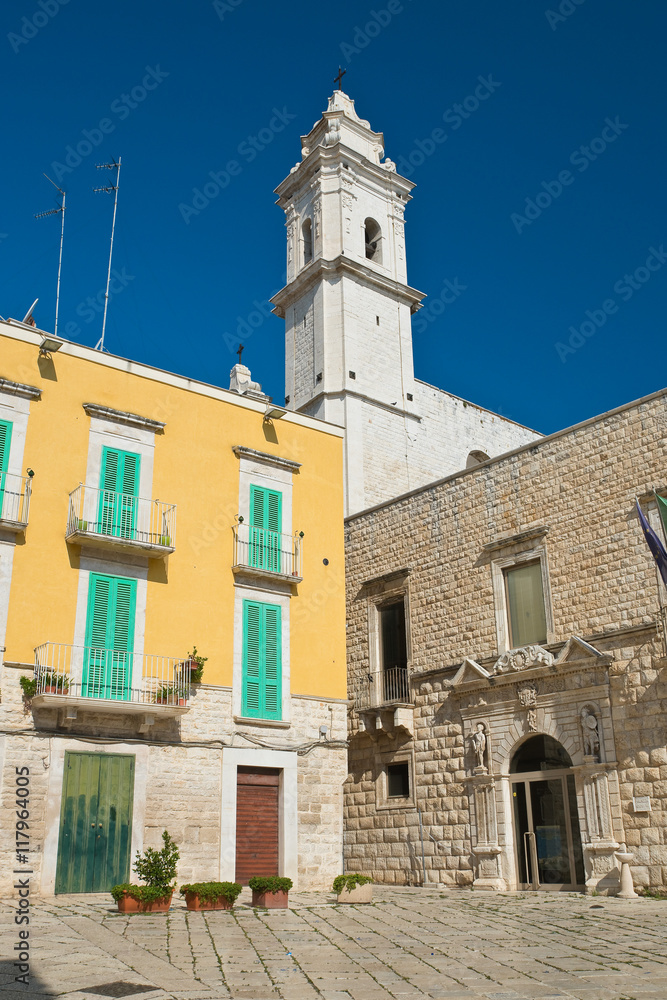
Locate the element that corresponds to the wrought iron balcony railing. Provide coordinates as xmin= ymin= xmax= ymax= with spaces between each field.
xmin=357 ymin=666 xmax=411 ymax=710
xmin=0 ymin=472 xmax=31 ymax=529
xmin=232 ymin=523 xmax=303 ymax=580
xmin=33 ymin=642 xmax=191 ymax=708
xmin=66 ymin=484 xmax=176 ymax=553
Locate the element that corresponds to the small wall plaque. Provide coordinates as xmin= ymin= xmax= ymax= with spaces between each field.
xmin=633 ymin=795 xmax=651 ymax=813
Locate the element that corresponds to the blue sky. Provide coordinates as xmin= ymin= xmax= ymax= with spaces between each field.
xmin=2 ymin=0 xmax=665 ymax=434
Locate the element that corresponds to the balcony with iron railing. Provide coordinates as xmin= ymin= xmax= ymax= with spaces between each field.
xmin=356 ymin=665 xmax=414 ymax=737
xmin=0 ymin=472 xmax=31 ymax=531
xmin=232 ymin=522 xmax=303 ymax=583
xmin=32 ymin=642 xmax=191 ymax=723
xmin=357 ymin=666 xmax=411 ymax=710
xmin=66 ymin=484 xmax=176 ymax=555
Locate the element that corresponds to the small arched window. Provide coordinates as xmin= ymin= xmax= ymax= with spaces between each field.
xmin=302 ymin=218 xmax=313 ymax=265
xmin=466 ymin=450 xmax=490 ymax=469
xmin=364 ymin=218 xmax=382 ymax=263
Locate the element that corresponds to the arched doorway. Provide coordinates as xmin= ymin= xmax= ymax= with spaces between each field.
xmin=510 ymin=735 xmax=585 ymax=890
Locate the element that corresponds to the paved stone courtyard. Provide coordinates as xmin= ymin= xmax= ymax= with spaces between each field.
xmin=1 ymin=887 xmax=666 ymax=1000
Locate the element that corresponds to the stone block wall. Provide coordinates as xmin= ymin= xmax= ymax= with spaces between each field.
xmin=0 ymin=665 xmax=347 ymax=895
xmin=343 ymin=388 xmax=667 ymax=889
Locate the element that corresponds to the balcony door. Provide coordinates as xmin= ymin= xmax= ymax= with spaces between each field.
xmin=83 ymin=573 xmax=136 ymax=700
xmin=249 ymin=485 xmax=282 ymax=573
xmin=98 ymin=447 xmax=140 ymax=540
xmin=380 ymin=600 xmax=408 ymax=702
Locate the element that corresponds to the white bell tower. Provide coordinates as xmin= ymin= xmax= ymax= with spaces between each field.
xmin=272 ymin=90 xmax=425 ymax=516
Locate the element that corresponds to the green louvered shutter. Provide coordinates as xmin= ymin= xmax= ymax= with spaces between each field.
xmin=263 ymin=604 xmax=281 ymax=718
xmin=242 ymin=600 xmax=282 ymax=720
xmin=242 ymin=601 xmax=262 ymax=716
xmin=110 ymin=579 xmax=135 ymax=699
xmin=0 ymin=419 xmax=12 ymax=516
xmin=83 ymin=574 xmax=136 ymax=700
xmin=98 ymin=448 xmax=140 ymax=539
xmin=249 ymin=485 xmax=282 ymax=572
xmin=84 ymin=575 xmax=112 ymax=697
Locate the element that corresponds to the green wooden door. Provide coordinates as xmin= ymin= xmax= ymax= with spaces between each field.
xmin=55 ymin=752 xmax=134 ymax=894
xmin=249 ymin=485 xmax=282 ymax=572
xmin=98 ymin=447 xmax=140 ymax=539
xmin=83 ymin=574 xmax=136 ymax=699
xmin=0 ymin=418 xmax=12 ymax=517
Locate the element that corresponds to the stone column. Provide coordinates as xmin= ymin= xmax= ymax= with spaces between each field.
xmin=579 ymin=761 xmax=620 ymax=894
xmin=469 ymin=773 xmax=506 ymax=890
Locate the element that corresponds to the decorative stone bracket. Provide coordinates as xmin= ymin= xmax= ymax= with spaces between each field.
xmin=358 ymin=706 xmax=414 ymax=739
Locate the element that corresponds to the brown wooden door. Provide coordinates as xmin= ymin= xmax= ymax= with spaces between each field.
xmin=235 ymin=767 xmax=280 ymax=884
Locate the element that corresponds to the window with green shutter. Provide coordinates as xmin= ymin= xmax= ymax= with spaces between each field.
xmin=0 ymin=418 xmax=13 ymax=516
xmin=98 ymin=447 xmax=140 ymax=539
xmin=242 ymin=599 xmax=282 ymax=720
xmin=83 ymin=573 xmax=136 ymax=700
xmin=249 ymin=484 xmax=282 ymax=573
xmin=504 ymin=561 xmax=547 ymax=647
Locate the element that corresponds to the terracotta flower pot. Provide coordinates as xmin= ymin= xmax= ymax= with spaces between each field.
xmin=251 ymin=889 xmax=289 ymax=909
xmin=117 ymin=891 xmax=173 ymax=913
xmin=336 ymin=883 xmax=373 ymax=904
xmin=184 ymin=892 xmax=233 ymax=911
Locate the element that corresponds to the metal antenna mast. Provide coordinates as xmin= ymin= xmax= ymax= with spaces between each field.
xmin=35 ymin=174 xmax=66 ymax=338
xmin=93 ymin=157 xmax=121 ymax=352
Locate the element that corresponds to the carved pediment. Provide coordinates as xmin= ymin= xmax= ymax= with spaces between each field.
xmin=554 ymin=635 xmax=606 ymax=664
xmin=451 ymin=657 xmax=491 ymax=687
xmin=492 ymin=644 xmax=554 ymax=675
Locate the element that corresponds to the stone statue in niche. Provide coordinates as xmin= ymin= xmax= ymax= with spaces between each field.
xmin=517 ymin=683 xmax=538 ymax=732
xmin=471 ymin=723 xmax=487 ymax=770
xmin=581 ymin=706 xmax=600 ymax=758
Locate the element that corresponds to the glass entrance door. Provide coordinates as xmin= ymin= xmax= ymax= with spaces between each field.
xmin=512 ymin=772 xmax=584 ymax=889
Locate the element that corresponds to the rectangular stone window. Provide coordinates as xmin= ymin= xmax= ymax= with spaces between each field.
xmin=387 ymin=761 xmax=410 ymax=798
xmin=489 ymin=538 xmax=553 ymax=653
xmin=503 ymin=560 xmax=547 ymax=647
xmin=377 ymin=750 xmax=415 ymax=810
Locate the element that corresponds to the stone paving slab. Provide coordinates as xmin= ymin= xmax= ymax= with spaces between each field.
xmin=1 ymin=888 xmax=666 ymax=999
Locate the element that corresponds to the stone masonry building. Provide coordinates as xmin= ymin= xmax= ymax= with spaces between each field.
xmin=343 ymin=387 xmax=667 ymax=894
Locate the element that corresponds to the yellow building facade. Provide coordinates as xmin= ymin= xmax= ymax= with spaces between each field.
xmin=0 ymin=318 xmax=347 ymax=895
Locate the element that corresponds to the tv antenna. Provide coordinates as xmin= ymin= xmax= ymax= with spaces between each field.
xmin=93 ymin=156 xmax=121 ymax=352
xmin=35 ymin=174 xmax=66 ymax=337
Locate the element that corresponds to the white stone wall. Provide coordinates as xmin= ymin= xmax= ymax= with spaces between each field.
xmin=0 ymin=666 xmax=348 ymax=895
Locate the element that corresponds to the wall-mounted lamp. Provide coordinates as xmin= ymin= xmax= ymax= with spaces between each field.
xmin=39 ymin=334 xmax=64 ymax=356
xmin=26 ymin=468 xmax=35 ymax=478
xmin=264 ymin=405 xmax=286 ymax=422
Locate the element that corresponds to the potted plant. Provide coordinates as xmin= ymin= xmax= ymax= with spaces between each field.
xmin=186 ymin=646 xmax=207 ymax=684
xmin=159 ymin=534 xmax=172 ymax=547
xmin=332 ymin=873 xmax=373 ymax=904
xmin=154 ymin=685 xmax=185 ymax=707
xmin=248 ymin=875 xmax=293 ymax=909
xmin=41 ymin=672 xmax=69 ymax=695
xmin=180 ymin=881 xmax=242 ymax=911
xmin=111 ymin=830 xmax=179 ymax=913
xmin=19 ymin=676 xmax=37 ymax=700
xmin=77 ymin=518 xmax=88 ymax=531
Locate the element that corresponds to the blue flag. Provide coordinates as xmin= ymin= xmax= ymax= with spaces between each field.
xmin=636 ymin=499 xmax=667 ymax=589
